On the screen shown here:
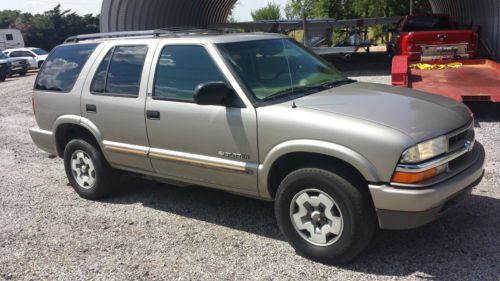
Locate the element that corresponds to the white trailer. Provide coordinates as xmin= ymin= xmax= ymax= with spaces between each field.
xmin=0 ymin=29 xmax=25 ymax=51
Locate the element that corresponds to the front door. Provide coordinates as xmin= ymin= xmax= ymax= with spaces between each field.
xmin=81 ymin=42 xmax=157 ymax=172
xmin=145 ymin=43 xmax=259 ymax=195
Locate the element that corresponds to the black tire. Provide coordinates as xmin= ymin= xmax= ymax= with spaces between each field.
xmin=19 ymin=71 xmax=27 ymax=76
xmin=64 ymin=139 xmax=118 ymax=200
xmin=275 ymin=167 xmax=377 ymax=264
xmin=0 ymin=75 xmax=6 ymax=82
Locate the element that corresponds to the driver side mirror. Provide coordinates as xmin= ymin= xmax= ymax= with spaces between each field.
xmin=194 ymin=82 xmax=242 ymax=107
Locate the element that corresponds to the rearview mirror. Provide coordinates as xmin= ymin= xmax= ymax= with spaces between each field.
xmin=194 ymin=82 xmax=241 ymax=107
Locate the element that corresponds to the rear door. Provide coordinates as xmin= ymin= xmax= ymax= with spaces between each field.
xmin=144 ymin=41 xmax=259 ymax=195
xmin=81 ymin=41 xmax=158 ymax=172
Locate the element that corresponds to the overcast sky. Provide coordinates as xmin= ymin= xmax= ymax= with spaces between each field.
xmin=1 ymin=0 xmax=289 ymax=21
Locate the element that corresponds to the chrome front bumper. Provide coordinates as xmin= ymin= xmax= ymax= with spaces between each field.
xmin=369 ymin=142 xmax=485 ymax=229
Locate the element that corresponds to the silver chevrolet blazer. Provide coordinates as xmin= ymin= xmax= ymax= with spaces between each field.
xmin=29 ymin=30 xmax=485 ymax=263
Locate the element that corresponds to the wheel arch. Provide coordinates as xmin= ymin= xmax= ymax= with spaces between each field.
xmin=259 ymin=140 xmax=382 ymax=199
xmin=53 ymin=115 xmax=105 ymax=158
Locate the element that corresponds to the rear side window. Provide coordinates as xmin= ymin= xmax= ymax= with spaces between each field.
xmin=35 ymin=44 xmax=98 ymax=92
xmin=403 ymin=16 xmax=452 ymax=32
xmin=90 ymin=45 xmax=148 ymax=97
xmin=153 ymin=45 xmax=226 ymax=101
xmin=6 ymin=34 xmax=13 ymax=41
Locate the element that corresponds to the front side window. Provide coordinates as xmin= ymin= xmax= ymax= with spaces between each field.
xmin=153 ymin=45 xmax=226 ymax=101
xmin=217 ymin=39 xmax=348 ymax=103
xmin=21 ymin=51 xmax=34 ymax=57
xmin=35 ymin=43 xmax=98 ymax=92
xmin=90 ymin=45 xmax=148 ymax=97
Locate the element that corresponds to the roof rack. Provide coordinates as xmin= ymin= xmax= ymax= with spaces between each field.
xmin=64 ymin=29 xmax=176 ymax=43
xmin=64 ymin=27 xmax=238 ymax=43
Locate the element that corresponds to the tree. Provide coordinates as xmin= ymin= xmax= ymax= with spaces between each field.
xmin=0 ymin=5 xmax=99 ymax=51
xmin=251 ymin=3 xmax=282 ymax=21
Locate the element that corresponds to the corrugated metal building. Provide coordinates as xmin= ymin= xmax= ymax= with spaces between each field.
xmin=100 ymin=0 xmax=500 ymax=60
xmin=100 ymin=0 xmax=237 ymax=33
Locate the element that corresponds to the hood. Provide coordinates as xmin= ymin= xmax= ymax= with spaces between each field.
xmin=295 ymin=82 xmax=471 ymax=141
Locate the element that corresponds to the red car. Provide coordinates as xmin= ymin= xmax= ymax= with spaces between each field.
xmin=387 ymin=14 xmax=478 ymax=61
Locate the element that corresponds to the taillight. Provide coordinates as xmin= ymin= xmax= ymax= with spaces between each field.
xmin=31 ymin=96 xmax=35 ymax=114
xmin=470 ymin=32 xmax=479 ymax=54
xmin=406 ymin=36 xmax=414 ymax=52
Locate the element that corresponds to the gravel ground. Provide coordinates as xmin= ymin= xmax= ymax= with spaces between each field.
xmin=0 ymin=63 xmax=499 ymax=280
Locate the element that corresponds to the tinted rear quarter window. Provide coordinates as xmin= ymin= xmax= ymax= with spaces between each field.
xmin=35 ymin=43 xmax=97 ymax=92
xmin=6 ymin=34 xmax=13 ymax=41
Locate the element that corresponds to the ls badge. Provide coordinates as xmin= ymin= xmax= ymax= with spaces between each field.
xmin=218 ymin=151 xmax=250 ymax=161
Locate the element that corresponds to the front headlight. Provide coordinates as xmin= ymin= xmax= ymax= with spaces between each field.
xmin=401 ymin=136 xmax=447 ymax=163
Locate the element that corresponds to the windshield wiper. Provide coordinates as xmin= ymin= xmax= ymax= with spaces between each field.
xmin=261 ymin=85 xmax=327 ymax=101
xmin=319 ymin=79 xmax=356 ymax=89
xmin=261 ymin=79 xmax=356 ymax=102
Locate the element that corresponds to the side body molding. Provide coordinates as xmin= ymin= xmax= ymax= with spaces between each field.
xmin=258 ymin=139 xmax=382 ymax=199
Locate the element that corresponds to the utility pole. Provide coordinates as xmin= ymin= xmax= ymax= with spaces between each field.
xmin=410 ymin=0 xmax=413 ymax=15
xmin=301 ymin=1 xmax=309 ymax=47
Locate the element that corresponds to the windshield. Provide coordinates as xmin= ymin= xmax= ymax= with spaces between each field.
xmin=31 ymin=48 xmax=48 ymax=55
xmin=217 ymin=38 xmax=348 ymax=102
xmin=0 ymin=52 xmax=8 ymax=59
xmin=403 ymin=16 xmax=452 ymax=32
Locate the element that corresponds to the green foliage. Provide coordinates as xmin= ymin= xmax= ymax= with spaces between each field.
xmin=0 ymin=5 xmax=99 ymax=51
xmin=251 ymin=3 xmax=282 ymax=21
xmin=0 ymin=10 xmax=21 ymax=28
xmin=285 ymin=0 xmax=431 ymax=19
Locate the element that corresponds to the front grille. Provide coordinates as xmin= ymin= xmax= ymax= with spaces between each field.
xmin=449 ymin=128 xmax=475 ymax=153
xmin=447 ymin=123 xmax=476 ymax=174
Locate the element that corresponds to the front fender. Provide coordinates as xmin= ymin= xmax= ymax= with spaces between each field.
xmin=258 ymin=139 xmax=382 ymax=199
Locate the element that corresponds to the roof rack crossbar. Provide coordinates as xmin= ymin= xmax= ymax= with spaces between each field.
xmin=64 ymin=29 xmax=177 ymax=43
xmin=64 ymin=26 xmax=242 ymax=43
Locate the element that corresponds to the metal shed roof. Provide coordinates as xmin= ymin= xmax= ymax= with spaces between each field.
xmin=100 ymin=0 xmax=237 ymax=33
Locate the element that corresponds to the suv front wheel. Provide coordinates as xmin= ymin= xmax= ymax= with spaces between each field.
xmin=275 ymin=167 xmax=377 ymax=263
xmin=64 ymin=139 xmax=118 ymax=200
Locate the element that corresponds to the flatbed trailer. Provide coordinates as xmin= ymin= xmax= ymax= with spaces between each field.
xmin=392 ymin=55 xmax=500 ymax=103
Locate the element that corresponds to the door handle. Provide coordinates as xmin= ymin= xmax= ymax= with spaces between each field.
xmin=86 ymin=104 xmax=97 ymax=113
xmin=147 ymin=110 xmax=160 ymax=120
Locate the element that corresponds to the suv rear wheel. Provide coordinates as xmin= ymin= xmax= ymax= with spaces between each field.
xmin=64 ymin=139 xmax=118 ymax=200
xmin=275 ymin=167 xmax=377 ymax=263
